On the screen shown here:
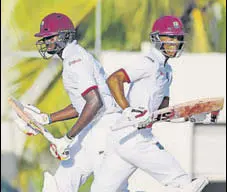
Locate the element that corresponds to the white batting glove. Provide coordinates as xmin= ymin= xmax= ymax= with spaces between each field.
xmin=14 ymin=115 xmax=39 ymax=136
xmin=122 ymin=107 xmax=153 ymax=129
xmin=49 ymin=135 xmax=73 ymax=161
xmin=24 ymin=104 xmax=51 ymax=125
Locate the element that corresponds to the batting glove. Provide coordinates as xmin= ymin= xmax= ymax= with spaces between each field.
xmin=49 ymin=135 xmax=73 ymax=161
xmin=14 ymin=115 xmax=39 ymax=136
xmin=24 ymin=104 xmax=51 ymax=125
xmin=123 ymin=107 xmax=153 ymax=129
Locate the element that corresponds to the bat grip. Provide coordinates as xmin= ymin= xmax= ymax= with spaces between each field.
xmin=42 ymin=130 xmax=56 ymax=143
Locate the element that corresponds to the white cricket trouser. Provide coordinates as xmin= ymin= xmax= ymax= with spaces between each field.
xmin=91 ymin=114 xmax=191 ymax=192
xmin=46 ymin=113 xmax=129 ymax=192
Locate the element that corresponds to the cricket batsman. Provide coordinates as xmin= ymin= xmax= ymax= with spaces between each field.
xmin=90 ymin=15 xmax=212 ymax=192
xmin=14 ymin=12 xmax=129 ymax=192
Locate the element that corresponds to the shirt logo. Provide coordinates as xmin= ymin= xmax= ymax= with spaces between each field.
xmin=69 ymin=59 xmax=82 ymax=66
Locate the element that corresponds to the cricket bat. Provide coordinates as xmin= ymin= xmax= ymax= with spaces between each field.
xmin=112 ymin=97 xmax=224 ymax=130
xmin=8 ymin=97 xmax=56 ymax=143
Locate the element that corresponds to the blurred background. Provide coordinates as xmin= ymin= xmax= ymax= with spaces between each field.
xmin=1 ymin=0 xmax=226 ymax=191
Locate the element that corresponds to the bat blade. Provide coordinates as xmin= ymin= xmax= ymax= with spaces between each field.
xmin=8 ymin=97 xmax=55 ymax=143
xmin=171 ymin=97 xmax=224 ymax=119
xmin=153 ymin=97 xmax=224 ymax=121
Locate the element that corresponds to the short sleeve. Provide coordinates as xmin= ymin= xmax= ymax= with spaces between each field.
xmin=122 ymin=56 xmax=157 ymax=82
xmin=68 ymin=57 xmax=98 ymax=96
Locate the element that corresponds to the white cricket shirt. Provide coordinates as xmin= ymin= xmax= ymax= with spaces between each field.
xmin=62 ymin=40 xmax=118 ymax=115
xmin=123 ymin=47 xmax=173 ymax=113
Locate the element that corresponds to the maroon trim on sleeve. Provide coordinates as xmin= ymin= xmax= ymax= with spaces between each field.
xmin=119 ymin=68 xmax=131 ymax=83
xmin=135 ymin=110 xmax=148 ymax=118
xmin=81 ymin=85 xmax=98 ymax=97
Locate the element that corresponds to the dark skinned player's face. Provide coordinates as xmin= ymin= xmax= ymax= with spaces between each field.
xmin=159 ymin=36 xmax=180 ymax=57
xmin=44 ymin=35 xmax=58 ymax=53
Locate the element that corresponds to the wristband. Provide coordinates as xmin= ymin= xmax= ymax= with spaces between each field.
xmin=66 ymin=132 xmax=74 ymax=140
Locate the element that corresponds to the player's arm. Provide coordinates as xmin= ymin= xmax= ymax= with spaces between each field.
xmin=23 ymin=104 xmax=79 ymax=125
xmin=66 ymin=88 xmax=103 ymax=139
xmin=107 ymin=57 xmax=154 ymax=110
xmin=49 ymin=104 xmax=79 ymax=123
xmin=106 ymin=69 xmax=130 ymax=109
xmin=107 ymin=68 xmax=152 ymax=129
xmin=49 ymin=89 xmax=103 ymax=161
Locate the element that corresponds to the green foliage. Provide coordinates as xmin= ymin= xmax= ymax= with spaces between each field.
xmin=7 ymin=0 xmax=97 ymax=50
xmin=217 ymin=5 xmax=226 ymax=52
xmin=10 ymin=58 xmax=49 ymax=98
xmin=77 ymin=0 xmax=226 ymax=52
xmin=4 ymin=0 xmax=226 ymax=52
xmin=190 ymin=8 xmax=211 ymax=52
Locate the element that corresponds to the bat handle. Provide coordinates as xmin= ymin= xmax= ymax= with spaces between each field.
xmin=41 ymin=129 xmax=56 ymax=144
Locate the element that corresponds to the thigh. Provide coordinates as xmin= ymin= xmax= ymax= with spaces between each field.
xmin=54 ymin=144 xmax=93 ymax=192
xmin=119 ymin=140 xmax=191 ymax=188
xmin=54 ymin=165 xmax=92 ymax=192
xmin=91 ymin=151 xmax=136 ymax=192
xmin=87 ymin=113 xmax=123 ymax=172
xmin=89 ymin=113 xmax=122 ymax=152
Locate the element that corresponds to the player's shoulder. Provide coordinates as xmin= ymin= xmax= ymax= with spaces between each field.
xmin=145 ymin=48 xmax=160 ymax=62
xmin=63 ymin=42 xmax=95 ymax=68
xmin=63 ymin=41 xmax=90 ymax=61
xmin=142 ymin=52 xmax=159 ymax=71
xmin=122 ymin=53 xmax=159 ymax=73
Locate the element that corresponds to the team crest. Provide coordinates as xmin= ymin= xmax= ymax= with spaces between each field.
xmin=173 ymin=21 xmax=179 ymax=28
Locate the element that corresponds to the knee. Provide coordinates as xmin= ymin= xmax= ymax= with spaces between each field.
xmin=54 ymin=167 xmax=90 ymax=192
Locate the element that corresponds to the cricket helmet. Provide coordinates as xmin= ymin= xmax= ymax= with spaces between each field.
xmin=150 ymin=15 xmax=185 ymax=58
xmin=35 ymin=13 xmax=76 ymax=59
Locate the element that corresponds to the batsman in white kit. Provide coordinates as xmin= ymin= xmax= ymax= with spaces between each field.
xmin=90 ymin=16 xmax=211 ymax=192
xmin=13 ymin=13 xmax=129 ymax=192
